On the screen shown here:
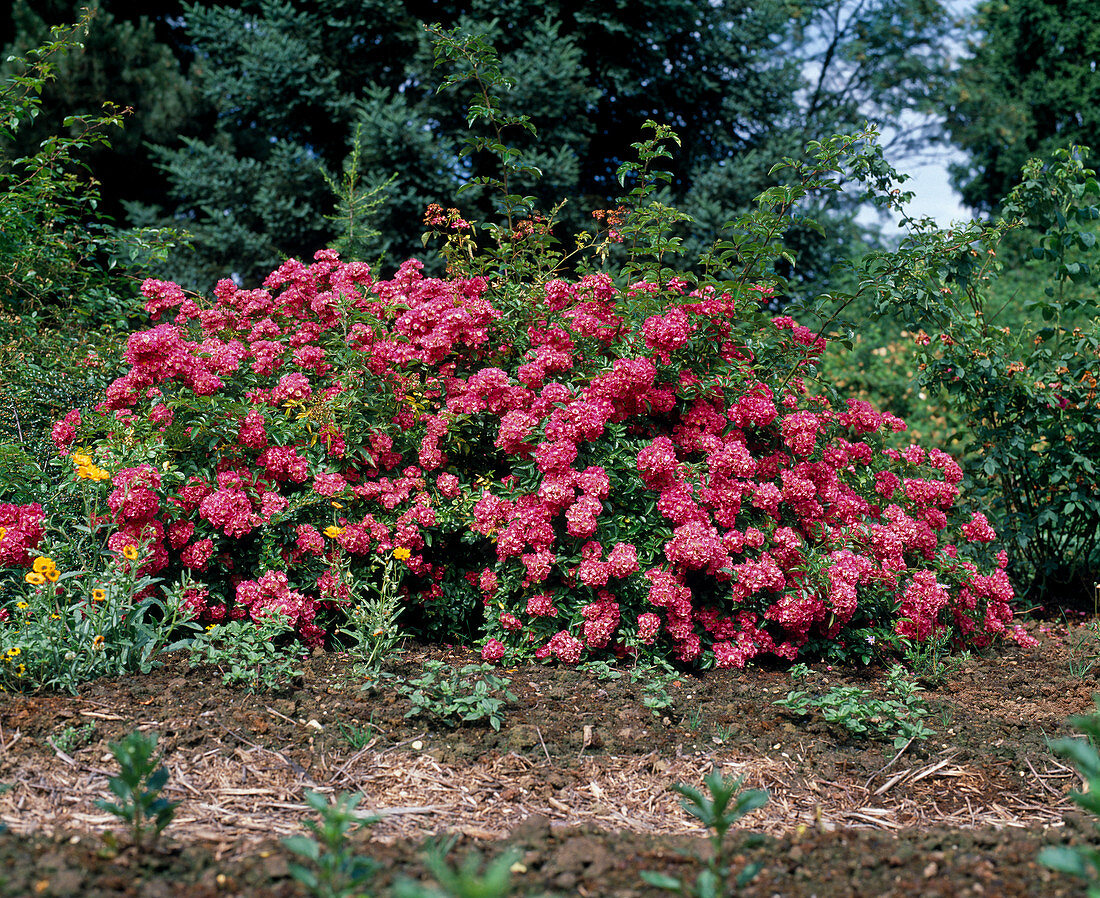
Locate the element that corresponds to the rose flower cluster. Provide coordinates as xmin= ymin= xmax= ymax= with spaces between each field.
xmin=16 ymin=247 xmax=1026 ymax=667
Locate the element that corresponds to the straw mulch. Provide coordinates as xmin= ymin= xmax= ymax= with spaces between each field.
xmin=0 ymin=718 xmax=1073 ymax=860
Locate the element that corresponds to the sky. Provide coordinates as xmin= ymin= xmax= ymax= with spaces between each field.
xmin=857 ymin=147 xmax=973 ymax=237
xmin=895 ymin=151 xmax=971 ymax=226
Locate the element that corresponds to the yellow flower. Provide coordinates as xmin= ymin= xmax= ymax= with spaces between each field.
xmin=0 ymin=527 xmax=6 ymax=543
xmin=70 ymin=453 xmax=93 ymax=467
xmin=5 ymin=647 xmax=20 ymax=658
xmin=92 ymin=635 xmax=105 ymax=651
xmin=45 ymin=568 xmax=60 ymax=583
xmin=15 ymin=664 xmax=24 ymax=677
xmin=331 ymin=501 xmax=344 ymax=509
xmin=122 ymin=545 xmax=139 ymax=561
xmin=15 ymin=601 xmax=27 ymax=611
xmin=392 ymin=547 xmax=411 ymax=562
xmin=77 ymin=464 xmax=110 ymax=482
xmin=324 ymin=525 xmax=345 ymax=538
xmin=24 ymin=572 xmax=46 ymax=586
xmin=91 ymin=589 xmax=106 ymax=602
xmin=32 ymin=557 xmax=55 ymax=575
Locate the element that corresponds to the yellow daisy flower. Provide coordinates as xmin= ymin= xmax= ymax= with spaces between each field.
xmin=392 ymin=547 xmax=411 ymax=561
xmin=32 ymin=557 xmax=55 ymax=575
xmin=122 ymin=545 xmax=139 ymax=561
xmin=24 ymin=572 xmax=46 ymax=586
xmin=324 ymin=525 xmax=345 ymax=538
xmin=91 ymin=589 xmax=106 ymax=602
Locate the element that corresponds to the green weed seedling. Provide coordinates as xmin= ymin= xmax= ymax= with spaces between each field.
xmin=0 ymin=783 xmax=10 ymax=834
xmin=50 ymin=720 xmax=96 ymax=754
xmin=284 ymin=790 xmax=381 ymax=898
xmin=338 ymin=715 xmax=378 ymax=751
xmin=394 ymin=836 xmax=522 ymax=898
xmin=578 ymin=659 xmax=622 ymax=681
xmin=1039 ymin=699 xmax=1100 ymax=895
xmin=400 ymin=661 xmax=515 ymax=731
xmin=1066 ymin=620 xmax=1100 ymax=680
xmin=631 ymin=660 xmax=679 ymax=718
xmin=900 ymin=631 xmax=971 ymax=687
xmin=775 ymin=664 xmax=934 ymax=750
xmin=642 ymin=767 xmax=768 ymax=897
xmin=712 ymin=723 xmax=737 ymax=745
xmin=94 ymin=731 xmax=179 ymax=850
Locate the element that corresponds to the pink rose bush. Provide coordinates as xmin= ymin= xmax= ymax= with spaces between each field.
xmin=20 ymin=247 xmax=1021 ymax=666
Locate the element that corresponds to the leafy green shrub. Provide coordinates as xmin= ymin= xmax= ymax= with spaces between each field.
xmin=641 ymin=766 xmax=768 ymax=897
xmin=1039 ymin=699 xmax=1100 ymax=894
xmin=865 ymin=146 xmax=1100 ymax=607
xmin=0 ymin=442 xmax=43 ymax=505
xmin=95 ymin=730 xmax=179 ymax=850
xmin=0 ymin=319 xmax=125 ymax=468
xmin=0 ymin=11 xmax=182 ymax=326
xmin=0 ymin=11 xmax=179 ymax=512
xmin=400 ymin=661 xmax=516 ymax=731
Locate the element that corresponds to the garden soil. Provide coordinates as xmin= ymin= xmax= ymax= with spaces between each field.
xmin=2 ymin=617 xmax=1099 ymax=897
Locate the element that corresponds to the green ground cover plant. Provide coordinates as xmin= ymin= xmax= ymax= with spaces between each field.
xmin=400 ymin=661 xmax=516 ymax=731
xmin=775 ymin=663 xmax=934 ymax=749
xmin=48 ymin=719 xmax=96 ymax=754
xmin=186 ymin=608 xmax=304 ymax=693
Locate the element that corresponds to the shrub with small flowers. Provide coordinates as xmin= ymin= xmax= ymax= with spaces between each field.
xmin=880 ymin=149 xmax=1100 ymax=607
xmin=5 ymin=32 xmax=1029 ymax=674
xmin=37 ymin=240 xmax=1022 ymax=669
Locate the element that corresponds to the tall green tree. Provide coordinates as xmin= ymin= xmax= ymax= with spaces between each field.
xmin=0 ymin=1 xmax=195 ymax=225
xmin=135 ymin=0 xmax=959 ymax=289
xmin=945 ymin=0 xmax=1100 ymax=214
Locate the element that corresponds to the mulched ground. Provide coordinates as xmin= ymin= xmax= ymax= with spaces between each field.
xmin=1 ymin=616 xmax=1098 ymax=896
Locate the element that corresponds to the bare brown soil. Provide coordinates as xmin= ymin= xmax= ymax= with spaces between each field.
xmin=1 ymin=617 xmax=1098 ymax=897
